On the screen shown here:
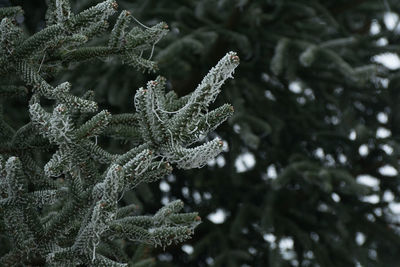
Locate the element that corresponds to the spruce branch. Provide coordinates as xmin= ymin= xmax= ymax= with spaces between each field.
xmin=0 ymin=6 xmax=23 ymax=20
xmin=0 ymin=1 xmax=237 ymax=265
xmin=134 ymin=51 xmax=239 ymax=169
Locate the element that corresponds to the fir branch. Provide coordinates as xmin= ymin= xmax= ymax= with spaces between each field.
xmin=0 ymin=1 xmax=237 ymax=265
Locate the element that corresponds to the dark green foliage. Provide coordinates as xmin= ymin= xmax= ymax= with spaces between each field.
xmin=43 ymin=0 xmax=400 ymax=266
xmin=5 ymin=0 xmax=400 ymax=266
xmin=141 ymin=1 xmax=400 ymax=266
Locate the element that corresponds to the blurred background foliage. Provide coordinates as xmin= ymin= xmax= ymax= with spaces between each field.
xmin=4 ymin=0 xmax=400 ymax=266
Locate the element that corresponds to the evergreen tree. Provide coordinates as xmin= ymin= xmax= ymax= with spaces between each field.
xmin=4 ymin=0 xmax=400 ymax=267
xmin=136 ymin=1 xmax=400 ymax=266
xmin=46 ymin=0 xmax=400 ymax=266
xmin=0 ymin=1 xmax=238 ymax=265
